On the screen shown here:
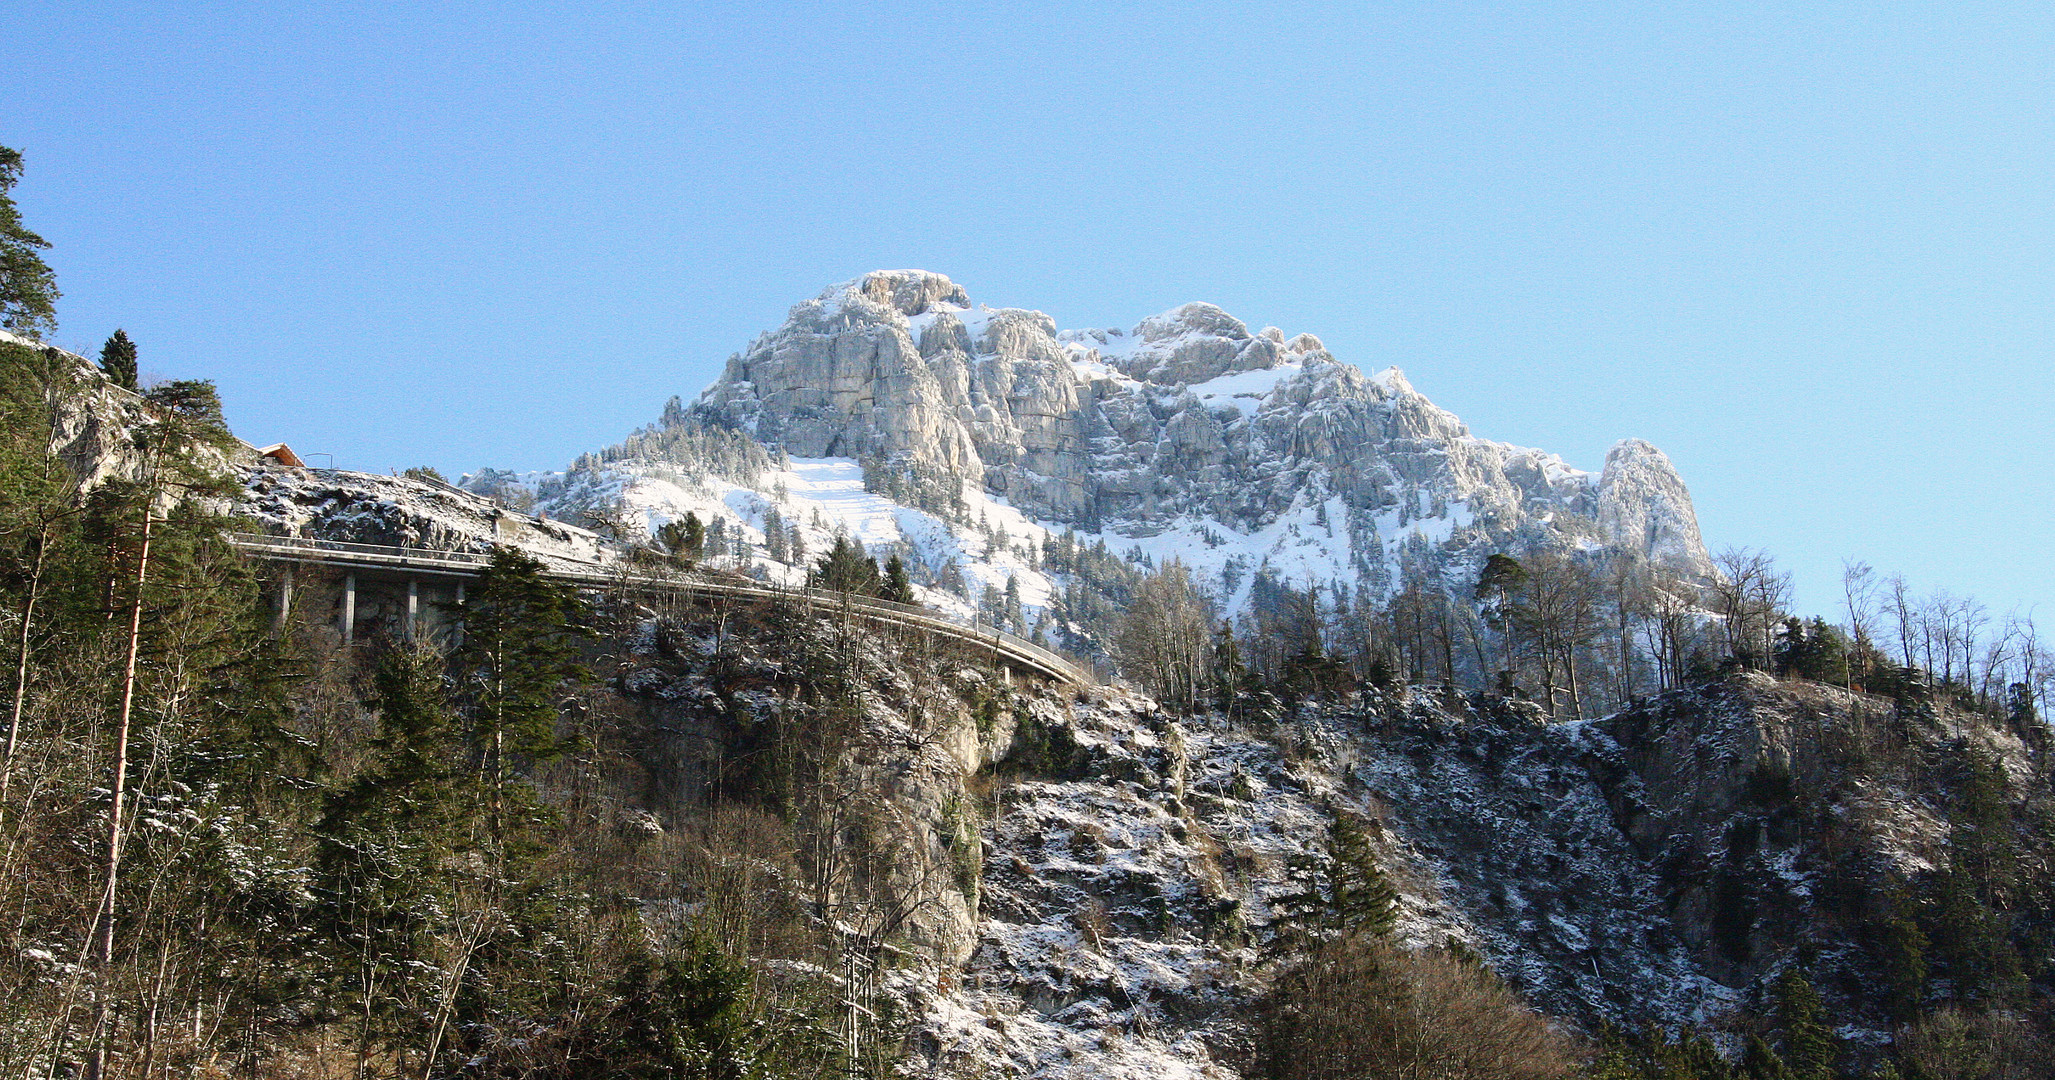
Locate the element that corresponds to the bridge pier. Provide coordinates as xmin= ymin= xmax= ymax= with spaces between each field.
xmin=273 ymin=567 xmax=294 ymax=631
xmin=341 ymin=574 xmax=356 ymax=646
xmin=406 ymin=580 xmax=419 ymax=642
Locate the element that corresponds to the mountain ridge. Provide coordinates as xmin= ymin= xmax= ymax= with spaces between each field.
xmin=482 ymin=269 xmax=1712 ymax=639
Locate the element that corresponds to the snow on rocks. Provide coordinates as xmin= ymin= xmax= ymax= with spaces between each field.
xmin=490 ymin=270 xmax=1715 ymax=628
xmin=900 ymin=678 xmax=1918 ymax=1076
xmin=239 ymin=465 xmax=614 ymax=567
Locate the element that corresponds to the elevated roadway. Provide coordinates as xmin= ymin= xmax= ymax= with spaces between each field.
xmin=226 ymin=532 xmax=1090 ymax=686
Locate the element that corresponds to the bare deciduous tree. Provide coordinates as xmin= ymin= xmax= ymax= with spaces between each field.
xmin=1843 ymin=560 xmax=1878 ymax=689
xmin=1112 ymin=561 xmax=1212 ymax=712
xmin=1514 ymin=552 xmax=1601 ymax=720
xmin=1710 ymin=547 xmax=1789 ymax=668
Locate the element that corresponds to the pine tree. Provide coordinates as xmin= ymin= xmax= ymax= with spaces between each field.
xmin=763 ymin=506 xmax=787 ymax=563
xmin=1769 ymin=969 xmax=1836 ymax=1080
xmin=680 ymin=511 xmax=705 ymax=558
xmin=1871 ymin=890 xmax=1928 ymax=1022
xmin=1774 ymin=617 xmax=1850 ymax=684
xmin=1269 ymin=810 xmax=1399 ymax=954
xmin=811 ymin=533 xmax=880 ymax=594
xmin=98 ymin=329 xmax=137 ymax=391
xmin=0 ymin=146 xmax=59 ymax=339
xmin=880 ymin=553 xmax=914 ymax=604
xmin=349 ymin=644 xmax=465 ymax=810
xmin=1741 ymin=1036 xmax=1793 ymax=1080
xmin=2006 ymin=681 xmax=2038 ymax=727
xmin=657 ymin=512 xmax=705 ymax=562
xmin=1476 ymin=553 xmax=1528 ymax=688
xmin=1326 ymin=813 xmax=1399 ymax=938
xmin=450 ymin=548 xmax=591 ymax=838
xmin=1003 ymin=575 xmax=1024 ymax=632
xmin=316 ymin=644 xmax=471 ymax=1069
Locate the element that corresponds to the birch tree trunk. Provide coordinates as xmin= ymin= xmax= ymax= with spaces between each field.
xmin=84 ymin=505 xmax=152 ymax=1080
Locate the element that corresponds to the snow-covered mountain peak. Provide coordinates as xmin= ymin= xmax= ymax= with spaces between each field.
xmin=1112 ymin=300 xmax=1283 ymax=385
xmin=498 ymin=272 xmax=1713 ymax=635
xmin=813 ymin=268 xmax=971 ymax=321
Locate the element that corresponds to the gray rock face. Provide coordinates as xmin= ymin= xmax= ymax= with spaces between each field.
xmin=1 ymin=331 xmax=188 ymax=495
xmin=687 ymin=271 xmax=1713 ymax=591
xmin=1596 ymin=438 xmax=1708 ymax=572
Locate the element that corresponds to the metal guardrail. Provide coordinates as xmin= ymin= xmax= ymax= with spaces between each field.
xmin=230 ymin=532 xmax=492 ymax=563
xmin=225 ymin=533 xmax=1090 ymax=685
xmin=228 ymin=532 xmax=502 ymax=576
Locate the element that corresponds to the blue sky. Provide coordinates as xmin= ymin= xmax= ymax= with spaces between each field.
xmin=4 ymin=1 xmax=2051 ymax=622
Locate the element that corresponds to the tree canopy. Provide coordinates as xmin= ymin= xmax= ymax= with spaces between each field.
xmin=811 ymin=533 xmax=880 ymax=595
xmin=0 ymin=146 xmax=59 ymax=339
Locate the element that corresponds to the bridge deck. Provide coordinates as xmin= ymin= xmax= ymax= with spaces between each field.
xmin=227 ymin=533 xmax=1090 ymax=685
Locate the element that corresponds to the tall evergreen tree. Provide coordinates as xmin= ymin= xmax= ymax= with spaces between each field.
xmin=1741 ymin=1036 xmax=1793 ymax=1080
xmin=1325 ymin=812 xmax=1399 ymax=938
xmin=450 ymin=548 xmax=590 ymax=836
xmin=1269 ymin=810 xmax=1399 ymax=954
xmin=1767 ymin=969 xmax=1836 ymax=1080
xmin=316 ymin=644 xmax=472 ymax=1071
xmin=1871 ymin=888 xmax=1929 ymax=1023
xmin=338 ymin=644 xmax=467 ymax=818
xmin=98 ymin=329 xmax=137 ymax=391
xmin=0 ymin=146 xmax=59 ymax=339
xmin=1003 ymin=575 xmax=1024 ymax=631
xmin=763 ymin=506 xmax=788 ymax=563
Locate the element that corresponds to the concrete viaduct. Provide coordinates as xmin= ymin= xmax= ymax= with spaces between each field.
xmin=227 ymin=532 xmax=1090 ymax=686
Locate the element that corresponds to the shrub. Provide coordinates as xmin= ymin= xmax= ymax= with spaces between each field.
xmin=1252 ymin=937 xmax=1578 ymax=1080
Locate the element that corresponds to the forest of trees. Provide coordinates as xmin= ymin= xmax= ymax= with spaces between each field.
xmin=1106 ymin=541 xmax=2051 ymax=737
xmin=0 ymin=167 xmax=950 ymax=1077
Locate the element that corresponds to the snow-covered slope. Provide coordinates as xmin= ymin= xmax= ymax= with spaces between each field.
xmin=503 ymin=454 xmax=1060 ymax=626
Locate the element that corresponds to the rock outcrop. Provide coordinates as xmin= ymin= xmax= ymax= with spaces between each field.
xmin=908 ymin=671 xmax=2048 ymax=1077
xmin=685 ymin=270 xmax=1713 ymax=603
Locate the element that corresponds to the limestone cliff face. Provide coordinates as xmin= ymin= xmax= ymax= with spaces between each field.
xmin=2 ymin=330 xmax=182 ymax=494
xmin=688 ymin=270 xmax=1713 ymax=588
xmin=1596 ymin=439 xmax=1708 ymax=574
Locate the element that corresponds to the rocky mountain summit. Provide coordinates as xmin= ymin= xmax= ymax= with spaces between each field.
xmin=643 ymin=270 xmax=1713 ymax=611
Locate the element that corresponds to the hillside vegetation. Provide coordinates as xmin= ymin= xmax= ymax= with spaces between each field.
xmin=4 ymin=159 xmax=2054 ymax=1076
